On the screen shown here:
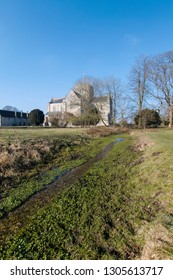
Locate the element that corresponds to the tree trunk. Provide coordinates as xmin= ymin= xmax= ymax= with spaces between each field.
xmin=138 ymin=102 xmax=143 ymax=128
xmin=168 ymin=104 xmax=173 ymax=128
xmin=138 ymin=114 xmax=142 ymax=128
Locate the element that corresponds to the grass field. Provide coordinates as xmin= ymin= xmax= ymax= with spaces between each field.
xmin=0 ymin=127 xmax=173 ymax=259
xmin=0 ymin=128 xmax=116 ymax=218
xmin=0 ymin=127 xmax=86 ymax=143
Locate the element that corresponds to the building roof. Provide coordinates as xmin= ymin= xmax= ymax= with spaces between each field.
xmin=73 ymin=90 xmax=82 ymax=99
xmin=0 ymin=110 xmax=28 ymax=118
xmin=50 ymin=98 xmax=65 ymax=104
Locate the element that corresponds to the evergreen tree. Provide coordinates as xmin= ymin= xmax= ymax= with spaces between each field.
xmin=134 ymin=109 xmax=161 ymax=128
xmin=28 ymin=109 xmax=44 ymax=126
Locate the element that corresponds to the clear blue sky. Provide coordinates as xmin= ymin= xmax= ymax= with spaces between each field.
xmin=0 ymin=0 xmax=173 ymax=113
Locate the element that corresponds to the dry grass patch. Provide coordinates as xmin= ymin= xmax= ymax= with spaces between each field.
xmin=86 ymin=126 xmax=129 ymax=137
xmin=140 ymin=223 xmax=173 ymax=260
xmin=130 ymin=130 xmax=154 ymax=151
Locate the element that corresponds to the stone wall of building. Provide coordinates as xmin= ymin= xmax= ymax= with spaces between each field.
xmin=93 ymin=94 xmax=112 ymax=126
xmin=65 ymin=90 xmax=82 ymax=117
xmin=0 ymin=111 xmax=28 ymax=126
xmin=0 ymin=116 xmax=27 ymax=126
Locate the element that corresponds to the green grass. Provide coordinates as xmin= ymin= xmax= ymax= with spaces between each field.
xmin=0 ymin=129 xmax=173 ymax=260
xmin=0 ymin=135 xmax=116 ymax=217
xmin=147 ymin=129 xmax=173 ymax=151
xmin=136 ymin=129 xmax=173 ymax=208
xmin=1 ymin=136 xmax=161 ymax=260
xmin=0 ymin=127 xmax=86 ymax=143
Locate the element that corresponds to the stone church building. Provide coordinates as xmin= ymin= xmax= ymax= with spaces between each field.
xmin=44 ymin=84 xmax=113 ymax=126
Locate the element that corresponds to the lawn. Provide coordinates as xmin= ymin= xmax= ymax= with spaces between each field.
xmin=0 ymin=128 xmax=116 ymax=218
xmin=0 ymin=127 xmax=86 ymax=143
xmin=147 ymin=129 xmax=173 ymax=152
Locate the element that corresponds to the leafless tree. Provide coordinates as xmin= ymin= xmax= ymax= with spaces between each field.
xmin=74 ymin=77 xmax=108 ymax=125
xmin=73 ymin=75 xmax=124 ymax=126
xmin=48 ymin=112 xmax=74 ymax=127
xmin=129 ymin=55 xmax=150 ymax=128
xmin=148 ymin=51 xmax=173 ymax=127
xmin=102 ymin=77 xmax=123 ymax=124
xmin=72 ymin=77 xmax=95 ymax=115
xmin=81 ymin=76 xmax=123 ymax=123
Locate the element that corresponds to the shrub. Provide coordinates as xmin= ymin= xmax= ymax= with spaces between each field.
xmin=134 ymin=109 xmax=161 ymax=128
xmin=71 ymin=107 xmax=100 ymax=127
xmin=28 ymin=109 xmax=44 ymax=126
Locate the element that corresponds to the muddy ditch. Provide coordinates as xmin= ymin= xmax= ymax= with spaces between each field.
xmin=0 ymin=138 xmax=124 ymax=242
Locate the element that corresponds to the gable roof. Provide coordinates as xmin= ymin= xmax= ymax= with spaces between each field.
xmin=50 ymin=98 xmax=65 ymax=104
xmin=0 ymin=110 xmax=28 ymax=118
xmin=73 ymin=90 xmax=82 ymax=99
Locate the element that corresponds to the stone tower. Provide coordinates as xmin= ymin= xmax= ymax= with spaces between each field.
xmin=73 ymin=83 xmax=94 ymax=102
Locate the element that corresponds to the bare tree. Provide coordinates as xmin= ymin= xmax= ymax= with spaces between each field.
xmin=148 ymin=51 xmax=173 ymax=127
xmin=129 ymin=56 xmax=150 ymax=128
xmin=116 ymin=87 xmax=133 ymax=125
xmin=48 ymin=112 xmax=74 ymax=127
xmin=73 ymin=76 xmax=109 ymax=126
xmin=82 ymin=76 xmax=123 ymax=124
xmin=73 ymin=75 xmax=124 ymax=126
xmin=70 ymin=78 xmax=101 ymax=126
xmin=72 ymin=77 xmax=95 ymax=115
xmin=102 ymin=77 xmax=123 ymax=124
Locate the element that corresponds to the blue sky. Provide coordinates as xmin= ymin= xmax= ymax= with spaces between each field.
xmin=0 ymin=0 xmax=173 ymax=113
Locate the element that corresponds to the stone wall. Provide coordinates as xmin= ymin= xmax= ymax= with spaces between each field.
xmin=0 ymin=110 xmax=28 ymax=126
xmin=0 ymin=116 xmax=28 ymax=126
